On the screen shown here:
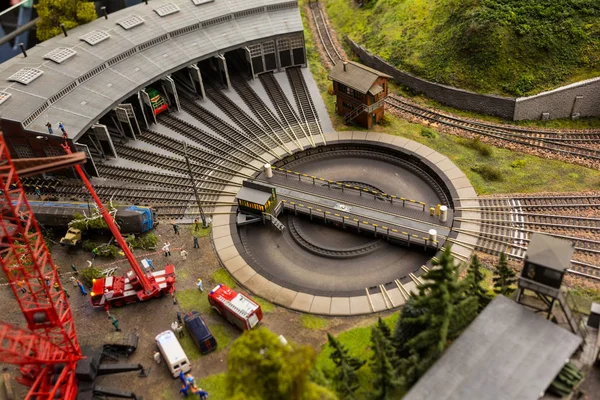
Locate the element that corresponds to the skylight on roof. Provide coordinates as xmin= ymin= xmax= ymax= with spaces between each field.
xmin=154 ymin=3 xmax=180 ymax=16
xmin=192 ymin=0 xmax=214 ymax=6
xmin=0 ymin=91 xmax=11 ymax=106
xmin=117 ymin=15 xmax=145 ymax=30
xmin=44 ymin=47 xmax=77 ymax=64
xmin=80 ymin=30 xmax=111 ymax=45
xmin=7 ymin=68 xmax=43 ymax=85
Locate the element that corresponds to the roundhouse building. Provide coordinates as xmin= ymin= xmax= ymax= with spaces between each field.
xmin=0 ymin=0 xmax=306 ymax=176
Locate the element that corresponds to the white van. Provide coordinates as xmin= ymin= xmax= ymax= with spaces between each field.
xmin=155 ymin=330 xmax=191 ymax=378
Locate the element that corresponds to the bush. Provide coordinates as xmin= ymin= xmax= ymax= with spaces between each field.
xmin=420 ymin=127 xmax=437 ymax=138
xmin=82 ymin=240 xmax=97 ymax=252
xmin=460 ymin=137 xmax=492 ymax=157
xmin=471 ymin=165 xmax=503 ymax=181
xmin=510 ymin=159 xmax=526 ymax=168
xmin=93 ymin=244 xmax=120 ymax=258
xmin=81 ymin=266 xmax=103 ymax=287
xmin=70 ymin=212 xmax=110 ymax=231
xmin=125 ymin=232 xmax=158 ymax=250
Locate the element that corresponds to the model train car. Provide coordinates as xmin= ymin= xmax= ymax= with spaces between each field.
xmin=23 ymin=201 xmax=157 ymax=233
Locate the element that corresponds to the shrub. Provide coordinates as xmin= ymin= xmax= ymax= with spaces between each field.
xmin=82 ymin=240 xmax=97 ymax=252
xmin=126 ymin=232 xmax=158 ymax=250
xmin=420 ymin=127 xmax=437 ymax=138
xmin=81 ymin=266 xmax=103 ymax=287
xmin=510 ymin=159 xmax=526 ymax=168
xmin=471 ymin=165 xmax=503 ymax=181
xmin=460 ymin=137 xmax=492 ymax=157
xmin=93 ymin=244 xmax=120 ymax=258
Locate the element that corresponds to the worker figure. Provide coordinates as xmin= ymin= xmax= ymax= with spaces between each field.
xmin=153 ymin=351 xmax=161 ymax=364
xmin=45 ymin=122 xmax=53 ymax=134
xmin=180 ymin=249 xmax=188 ymax=261
xmin=172 ymin=221 xmax=179 ymax=235
xmin=35 ymin=186 xmax=41 ymax=199
xmin=171 ymin=321 xmax=184 ymax=338
xmin=69 ymin=276 xmax=78 ymax=287
xmin=146 ymin=259 xmax=155 ymax=271
xmin=193 ymin=236 xmax=199 ymax=249
xmin=196 ymin=278 xmax=203 ymax=292
xmin=110 ymin=315 xmax=121 ymax=332
xmin=17 ymin=280 xmax=27 ymax=294
xmin=61 ymin=131 xmax=68 ymax=140
xmin=195 ymin=388 xmax=209 ymax=400
xmin=194 ymin=218 xmax=200 ymax=232
xmin=185 ymin=373 xmax=196 ymax=388
xmin=162 ymin=242 xmax=171 ymax=257
xmin=71 ymin=264 xmax=79 ymax=275
xmin=179 ymin=383 xmax=190 ymax=397
xmin=53 ymin=282 xmax=60 ymax=292
xmin=76 ymin=280 xmax=87 ymax=295
xmin=58 ymin=122 xmax=66 ymax=134
xmin=45 ymin=276 xmax=51 ymax=287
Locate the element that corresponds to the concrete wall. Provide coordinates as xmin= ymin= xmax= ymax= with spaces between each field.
xmin=347 ymin=38 xmax=600 ymax=121
xmin=513 ymin=77 xmax=600 ymax=120
xmin=347 ymin=38 xmax=516 ymax=119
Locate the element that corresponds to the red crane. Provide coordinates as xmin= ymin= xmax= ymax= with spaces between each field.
xmin=0 ymin=134 xmax=83 ymax=399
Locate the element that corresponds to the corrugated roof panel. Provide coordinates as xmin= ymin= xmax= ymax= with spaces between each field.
xmin=154 ymin=3 xmax=180 ymax=16
xmin=192 ymin=0 xmax=214 ymax=6
xmin=80 ymin=30 xmax=111 ymax=45
xmin=43 ymin=47 xmax=77 ymax=64
xmin=117 ymin=15 xmax=145 ymax=30
xmin=7 ymin=68 xmax=43 ymax=85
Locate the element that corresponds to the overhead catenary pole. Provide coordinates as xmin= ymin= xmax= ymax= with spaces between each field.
xmin=183 ymin=142 xmax=209 ymax=227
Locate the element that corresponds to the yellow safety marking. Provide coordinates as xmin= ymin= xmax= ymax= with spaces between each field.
xmin=294 ymin=171 xmax=300 ymax=175
xmin=409 ymin=199 xmax=416 ymax=203
xmin=299 ymin=204 xmax=304 ymax=207
xmin=302 ymin=173 xmax=308 ymax=177
xmin=362 ymin=188 xmax=369 ymax=192
xmin=412 ymin=234 xmax=419 ymax=238
xmin=290 ymin=202 xmax=296 ymax=205
xmin=371 ymin=190 xmax=377 ymax=194
xmin=336 ymin=182 xmax=343 ymax=186
xmin=419 ymin=202 xmax=425 ymax=205
xmin=402 ymin=231 xmax=408 ymax=235
xmin=282 ymin=200 xmax=286 ymax=203
xmin=328 ymin=180 xmax=334 ymax=183
xmin=343 ymin=216 xmax=348 ymax=219
xmin=372 ymin=224 xmax=378 ymax=227
xmin=400 ymin=197 xmax=406 ymax=201
xmin=319 ymin=177 xmax=325 ymax=181
xmin=316 ymin=209 xmax=322 ymax=212
xmin=362 ymin=221 xmax=369 ymax=224
xmin=325 ymin=211 xmax=331 ymax=214
xmin=391 ymin=195 xmax=397 ymax=199
xmin=354 ymin=186 xmax=360 ymax=190
xmin=382 ymin=193 xmax=387 ymax=197
xmin=381 ymin=226 xmax=388 ymax=229
xmin=307 ymin=206 xmax=313 ymax=209
xmin=334 ymin=213 xmax=340 ymax=217
xmin=353 ymin=218 xmax=360 ymax=222
xmin=422 ymin=237 xmax=428 ymax=241
xmin=287 ymin=170 xmax=292 ymax=173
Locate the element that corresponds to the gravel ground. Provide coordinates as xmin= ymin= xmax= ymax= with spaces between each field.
xmin=0 ymin=223 xmax=389 ymax=399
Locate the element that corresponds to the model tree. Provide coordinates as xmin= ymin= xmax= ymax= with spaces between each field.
xmin=227 ymin=327 xmax=336 ymax=400
xmin=370 ymin=325 xmax=401 ymax=399
xmin=397 ymin=247 xmax=478 ymax=388
xmin=466 ymin=255 xmax=492 ymax=311
xmin=327 ymin=333 xmax=365 ymax=399
xmin=35 ymin=0 xmax=97 ymax=41
xmin=493 ymin=252 xmax=517 ymax=296
xmin=393 ymin=297 xmax=426 ymax=360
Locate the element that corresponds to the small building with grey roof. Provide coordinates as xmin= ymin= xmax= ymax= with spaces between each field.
xmin=402 ymin=295 xmax=582 ymax=400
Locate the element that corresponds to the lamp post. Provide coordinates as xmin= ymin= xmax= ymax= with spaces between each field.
xmin=182 ymin=142 xmax=209 ymax=228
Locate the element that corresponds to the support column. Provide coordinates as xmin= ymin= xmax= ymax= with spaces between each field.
xmin=161 ymin=75 xmax=181 ymax=112
xmin=188 ymin=64 xmax=206 ymax=99
xmin=244 ymin=46 xmax=256 ymax=79
xmin=115 ymin=104 xmax=141 ymax=140
xmin=92 ymin=124 xmax=118 ymax=158
xmin=139 ymin=89 xmax=156 ymax=125
xmin=75 ymin=143 xmax=100 ymax=177
xmin=216 ymin=54 xmax=231 ymax=89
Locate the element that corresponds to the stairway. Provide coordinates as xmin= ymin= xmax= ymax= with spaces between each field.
xmin=265 ymin=213 xmax=285 ymax=232
xmin=344 ymin=103 xmax=365 ymax=123
xmin=558 ymin=290 xmax=587 ymax=338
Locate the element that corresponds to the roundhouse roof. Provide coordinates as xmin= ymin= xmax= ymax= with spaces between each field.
xmin=0 ymin=0 xmax=303 ymax=139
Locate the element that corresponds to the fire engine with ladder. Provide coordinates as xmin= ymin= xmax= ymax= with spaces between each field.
xmin=0 ymin=132 xmax=175 ymax=399
xmin=208 ymin=284 xmax=263 ymax=330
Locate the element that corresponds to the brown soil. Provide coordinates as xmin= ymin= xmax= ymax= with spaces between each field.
xmin=0 ymin=223 xmax=388 ymax=399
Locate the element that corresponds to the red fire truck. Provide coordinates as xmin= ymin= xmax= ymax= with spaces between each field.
xmin=90 ymin=266 xmax=176 ymax=308
xmin=208 ymin=284 xmax=263 ymax=330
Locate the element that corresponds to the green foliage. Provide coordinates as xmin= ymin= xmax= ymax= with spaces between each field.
xmin=92 ymin=244 xmax=119 ymax=258
xmin=510 ymin=159 xmax=526 ymax=168
xmin=327 ymin=333 xmax=365 ymax=399
xmin=80 ymin=265 xmax=102 ymax=287
xmin=369 ymin=326 xmax=401 ymax=399
xmin=471 ymin=164 xmax=503 ymax=181
xmin=36 ymin=0 xmax=97 ymax=42
xmin=493 ymin=253 xmax=517 ymax=296
xmin=466 ymin=255 xmax=492 ymax=312
xmin=69 ymin=212 xmax=110 ymax=231
xmin=301 ymin=315 xmax=329 ymax=330
xmin=192 ymin=225 xmax=212 ymax=238
xmin=227 ymin=327 xmax=334 ymax=400
xmin=459 ymin=137 xmax=492 ymax=157
xmin=126 ymin=233 xmax=158 ymax=250
xmin=82 ymin=240 xmax=96 ymax=252
xmin=393 ymin=298 xmax=426 ymax=360
xmin=397 ymin=248 xmax=478 ymax=388
xmin=420 ymin=127 xmax=437 ymax=139
xmin=327 ymin=0 xmax=600 ymax=96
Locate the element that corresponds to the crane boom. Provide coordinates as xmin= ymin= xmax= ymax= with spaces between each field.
xmin=61 ymin=143 xmax=159 ymax=298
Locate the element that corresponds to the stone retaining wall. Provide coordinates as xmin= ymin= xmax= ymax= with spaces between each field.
xmin=347 ymin=38 xmax=600 ymax=121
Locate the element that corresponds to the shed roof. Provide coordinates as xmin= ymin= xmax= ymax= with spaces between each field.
xmin=402 ymin=295 xmax=582 ymax=400
xmin=328 ymin=61 xmax=391 ymax=94
xmin=236 ymin=186 xmax=271 ymax=205
xmin=0 ymin=0 xmax=303 ymax=139
xmin=526 ymin=233 xmax=574 ymax=272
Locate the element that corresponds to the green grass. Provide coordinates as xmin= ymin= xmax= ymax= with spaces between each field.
xmin=253 ymin=297 xmax=276 ymax=313
xmin=211 ymin=268 xmax=237 ymax=289
xmin=315 ymin=313 xmax=400 ymax=397
xmin=177 ymin=288 xmax=212 ymax=314
xmin=301 ymin=314 xmax=329 ymax=330
xmin=190 ymin=224 xmax=212 ymax=238
xmin=568 ymin=286 xmax=600 ymax=315
xmin=197 ymin=373 xmax=228 ymax=398
xmin=326 ymin=0 xmax=600 ymax=97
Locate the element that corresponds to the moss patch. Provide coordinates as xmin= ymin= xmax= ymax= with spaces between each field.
xmin=177 ymin=288 xmax=211 ymax=314
xmin=301 ymin=314 xmax=329 ymax=330
xmin=210 ymin=268 xmax=237 ymax=289
xmin=197 ymin=373 xmax=227 ymax=398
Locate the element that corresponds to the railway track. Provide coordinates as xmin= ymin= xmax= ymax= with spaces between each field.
xmin=231 ymin=76 xmax=300 ymax=149
xmin=310 ymin=3 xmax=343 ymax=65
xmin=286 ymin=67 xmax=326 ymax=144
xmin=259 ymin=72 xmax=315 ymax=147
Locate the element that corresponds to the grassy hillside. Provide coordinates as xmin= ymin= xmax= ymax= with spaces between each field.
xmin=326 ymin=0 xmax=600 ymax=96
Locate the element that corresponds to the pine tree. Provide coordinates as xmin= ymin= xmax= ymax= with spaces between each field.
xmin=393 ymin=297 xmax=426 ymax=360
xmin=376 ymin=317 xmax=392 ymax=342
xmin=370 ymin=326 xmax=401 ymax=400
xmin=466 ymin=255 xmax=492 ymax=311
xmin=327 ymin=333 xmax=365 ymax=399
xmin=397 ymin=247 xmax=478 ymax=388
xmin=493 ymin=252 xmax=517 ymax=296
